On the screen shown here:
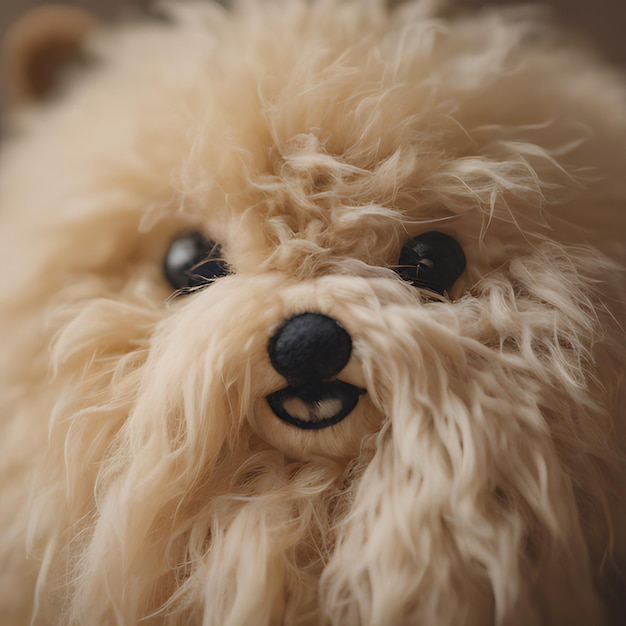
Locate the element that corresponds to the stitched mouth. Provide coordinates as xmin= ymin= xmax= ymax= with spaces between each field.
xmin=266 ymin=380 xmax=366 ymax=430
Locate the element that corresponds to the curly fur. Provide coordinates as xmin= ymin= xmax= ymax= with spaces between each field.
xmin=0 ymin=1 xmax=624 ymax=624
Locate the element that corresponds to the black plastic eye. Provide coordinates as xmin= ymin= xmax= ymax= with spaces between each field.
xmin=164 ymin=231 xmax=230 ymax=293
xmin=394 ymin=231 xmax=466 ymax=295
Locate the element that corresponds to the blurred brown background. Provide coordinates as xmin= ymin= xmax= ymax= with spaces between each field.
xmin=1 ymin=1 xmax=625 ymax=67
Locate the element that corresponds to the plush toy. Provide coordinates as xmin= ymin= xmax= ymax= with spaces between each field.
xmin=0 ymin=1 xmax=624 ymax=624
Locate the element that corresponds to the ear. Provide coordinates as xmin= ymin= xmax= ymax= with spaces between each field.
xmin=2 ymin=5 xmax=98 ymax=108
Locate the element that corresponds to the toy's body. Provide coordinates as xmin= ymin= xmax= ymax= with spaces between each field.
xmin=0 ymin=1 xmax=624 ymax=624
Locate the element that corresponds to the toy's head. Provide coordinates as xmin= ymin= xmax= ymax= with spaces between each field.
xmin=0 ymin=1 xmax=624 ymax=624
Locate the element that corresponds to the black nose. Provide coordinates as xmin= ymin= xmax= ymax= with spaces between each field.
xmin=268 ymin=312 xmax=352 ymax=383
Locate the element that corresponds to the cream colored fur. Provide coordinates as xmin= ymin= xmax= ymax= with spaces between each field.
xmin=0 ymin=1 xmax=625 ymax=624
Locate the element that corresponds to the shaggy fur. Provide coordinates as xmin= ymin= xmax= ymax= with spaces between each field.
xmin=0 ymin=0 xmax=625 ymax=624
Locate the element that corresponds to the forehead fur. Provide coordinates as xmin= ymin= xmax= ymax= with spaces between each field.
xmin=2 ymin=0 xmax=625 ymax=276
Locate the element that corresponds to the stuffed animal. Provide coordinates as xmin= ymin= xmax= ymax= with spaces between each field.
xmin=0 ymin=1 xmax=624 ymax=624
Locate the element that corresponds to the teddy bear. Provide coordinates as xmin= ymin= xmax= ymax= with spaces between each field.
xmin=0 ymin=1 xmax=624 ymax=624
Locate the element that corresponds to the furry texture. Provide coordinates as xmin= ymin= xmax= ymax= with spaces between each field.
xmin=0 ymin=0 xmax=625 ymax=624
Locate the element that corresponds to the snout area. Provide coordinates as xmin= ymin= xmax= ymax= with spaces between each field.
xmin=167 ymin=274 xmax=402 ymax=460
xmin=237 ymin=276 xmax=393 ymax=460
xmin=266 ymin=312 xmax=366 ymax=430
